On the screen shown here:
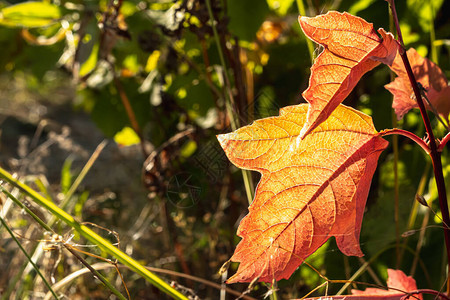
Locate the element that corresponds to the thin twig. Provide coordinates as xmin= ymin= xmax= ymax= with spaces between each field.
xmin=62 ymin=244 xmax=127 ymax=300
xmin=45 ymin=262 xmax=257 ymax=300
xmin=410 ymin=210 xmax=429 ymax=276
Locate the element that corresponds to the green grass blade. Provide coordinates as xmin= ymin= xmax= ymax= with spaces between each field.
xmin=1 ymin=187 xmax=127 ymax=300
xmin=63 ymin=140 xmax=107 ymax=203
xmin=0 ymin=215 xmax=60 ymax=299
xmin=0 ymin=167 xmax=188 ymax=300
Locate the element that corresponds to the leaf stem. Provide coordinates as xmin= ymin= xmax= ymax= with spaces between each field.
xmin=62 ymin=243 xmax=127 ymax=300
xmin=379 ymin=128 xmax=430 ymax=154
xmin=389 ymin=0 xmax=450 ymax=293
xmin=438 ymin=132 xmax=450 ymax=152
xmin=403 ymin=289 xmax=450 ymax=300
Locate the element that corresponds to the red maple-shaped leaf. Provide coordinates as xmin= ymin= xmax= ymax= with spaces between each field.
xmin=351 ymin=269 xmax=422 ymax=300
xmin=385 ymin=48 xmax=450 ymax=121
xmin=218 ymin=104 xmax=388 ymax=283
xmin=302 ymin=269 xmax=422 ymax=300
xmin=299 ymin=11 xmax=398 ymax=138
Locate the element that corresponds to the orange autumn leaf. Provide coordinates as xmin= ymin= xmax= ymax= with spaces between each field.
xmin=299 ymin=11 xmax=398 ymax=138
xmin=218 ymin=104 xmax=388 ymax=283
xmin=385 ymin=48 xmax=450 ymax=121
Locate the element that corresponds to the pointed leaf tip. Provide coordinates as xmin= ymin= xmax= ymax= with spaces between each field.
xmin=298 ymin=11 xmax=398 ymax=138
xmin=216 ymin=133 xmax=226 ymax=147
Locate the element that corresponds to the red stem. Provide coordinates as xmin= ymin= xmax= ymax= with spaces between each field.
xmin=438 ymin=132 xmax=450 ymax=152
xmin=401 ymin=289 xmax=450 ymax=300
xmin=390 ymin=0 xmax=450 ymax=293
xmin=379 ymin=128 xmax=430 ymax=154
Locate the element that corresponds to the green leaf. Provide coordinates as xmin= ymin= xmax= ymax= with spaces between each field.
xmin=74 ymin=191 xmax=89 ymax=218
xmin=407 ymin=0 xmax=443 ymax=32
xmin=61 ymin=158 xmax=74 ymax=195
xmin=266 ymin=0 xmax=295 ymax=16
xmin=80 ymin=42 xmax=99 ymax=77
xmin=348 ymin=0 xmax=377 ymax=15
xmin=180 ymin=140 xmax=197 ymax=158
xmin=87 ymin=80 xmax=151 ymax=137
xmin=0 ymin=2 xmax=62 ymax=28
xmin=227 ymin=0 xmax=269 ymax=41
xmin=114 ymin=126 xmax=141 ymax=146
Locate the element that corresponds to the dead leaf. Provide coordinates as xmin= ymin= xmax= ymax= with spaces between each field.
xmin=299 ymin=11 xmax=398 ymax=138
xmin=385 ymin=48 xmax=450 ymax=121
xmin=218 ymin=104 xmax=388 ymax=283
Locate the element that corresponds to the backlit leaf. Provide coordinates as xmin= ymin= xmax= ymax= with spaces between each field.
xmin=407 ymin=0 xmax=444 ymax=32
xmin=218 ymin=104 xmax=388 ymax=283
xmin=267 ymin=0 xmax=295 ymax=16
xmin=0 ymin=2 xmax=61 ymax=28
xmin=351 ymin=269 xmax=422 ymax=300
xmin=114 ymin=127 xmax=141 ymax=146
xmin=303 ymin=269 xmax=421 ymax=300
xmin=348 ymin=0 xmax=377 ymax=15
xmin=385 ymin=47 xmax=450 ymax=121
xmin=298 ymin=11 xmax=398 ymax=138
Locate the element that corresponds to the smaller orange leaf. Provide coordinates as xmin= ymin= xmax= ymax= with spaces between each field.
xmin=385 ymin=48 xmax=450 ymax=121
xmin=299 ymin=11 xmax=398 ymax=138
